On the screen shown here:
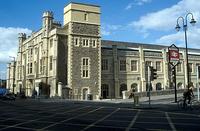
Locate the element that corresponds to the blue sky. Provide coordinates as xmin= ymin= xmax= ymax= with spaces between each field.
xmin=0 ymin=0 xmax=200 ymax=78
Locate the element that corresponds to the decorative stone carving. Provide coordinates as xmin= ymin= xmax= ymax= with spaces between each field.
xmin=72 ymin=23 xmax=99 ymax=35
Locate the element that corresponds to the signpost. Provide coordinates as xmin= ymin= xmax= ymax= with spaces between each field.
xmin=168 ymin=44 xmax=180 ymax=103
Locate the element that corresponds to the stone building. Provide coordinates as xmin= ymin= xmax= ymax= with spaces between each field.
xmin=7 ymin=2 xmax=200 ymax=100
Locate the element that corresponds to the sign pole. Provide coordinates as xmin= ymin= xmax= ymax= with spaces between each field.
xmin=148 ymin=66 xmax=151 ymax=108
xmin=173 ymin=66 xmax=177 ymax=102
xmin=168 ymin=44 xmax=180 ymax=103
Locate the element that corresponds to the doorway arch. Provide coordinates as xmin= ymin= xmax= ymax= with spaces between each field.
xmin=156 ymin=83 xmax=162 ymax=90
xmin=82 ymin=88 xmax=88 ymax=100
xmin=120 ymin=84 xmax=127 ymax=97
xmin=131 ymin=83 xmax=138 ymax=92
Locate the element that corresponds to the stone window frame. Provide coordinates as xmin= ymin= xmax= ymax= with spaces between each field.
xmin=29 ymin=62 xmax=33 ymax=74
xmin=84 ymin=13 xmax=89 ymax=21
xmin=156 ymin=61 xmax=162 ymax=72
xmin=74 ymin=37 xmax=79 ymax=47
xmin=39 ymin=59 xmax=42 ymax=74
xmin=50 ymin=38 xmax=53 ymax=48
xmin=27 ymin=62 xmax=33 ymax=74
xmin=119 ymin=59 xmax=127 ymax=72
xmin=130 ymin=59 xmax=138 ymax=72
xmin=82 ymin=38 xmax=89 ymax=47
xmin=102 ymin=59 xmax=109 ymax=71
xmin=189 ymin=63 xmax=193 ymax=73
xmin=91 ymin=39 xmax=97 ymax=48
xmin=177 ymin=62 xmax=182 ymax=73
xmin=49 ymin=56 xmax=53 ymax=71
xmin=81 ymin=57 xmax=90 ymax=78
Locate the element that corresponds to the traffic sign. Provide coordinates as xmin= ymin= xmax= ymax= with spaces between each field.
xmin=168 ymin=44 xmax=180 ymax=66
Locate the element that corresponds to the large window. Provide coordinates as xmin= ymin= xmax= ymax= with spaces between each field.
xmin=49 ymin=56 xmax=53 ymax=71
xmin=156 ymin=61 xmax=161 ymax=72
xmin=82 ymin=57 xmax=90 ymax=78
xmin=102 ymin=59 xmax=108 ymax=71
xmin=131 ymin=60 xmax=137 ymax=71
xmin=177 ymin=63 xmax=182 ymax=72
xmin=30 ymin=63 xmax=32 ymax=74
xmin=189 ymin=63 xmax=193 ymax=73
xmin=27 ymin=63 xmax=33 ymax=74
xmin=92 ymin=39 xmax=96 ymax=48
xmin=84 ymin=13 xmax=88 ymax=21
xmin=40 ymin=59 xmax=42 ymax=74
xmin=50 ymin=39 xmax=53 ymax=48
xmin=82 ymin=38 xmax=89 ymax=47
xmin=40 ymin=58 xmax=45 ymax=75
xmin=120 ymin=60 xmax=126 ymax=71
xmin=74 ymin=37 xmax=79 ymax=46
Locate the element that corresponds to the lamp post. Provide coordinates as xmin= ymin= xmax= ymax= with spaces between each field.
xmin=9 ymin=56 xmax=16 ymax=93
xmin=175 ymin=13 xmax=196 ymax=89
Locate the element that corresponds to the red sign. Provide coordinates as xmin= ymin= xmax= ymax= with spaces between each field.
xmin=169 ymin=50 xmax=179 ymax=61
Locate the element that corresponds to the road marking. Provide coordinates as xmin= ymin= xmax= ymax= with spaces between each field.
xmin=0 ymin=106 xmax=90 ymax=131
xmin=81 ymin=108 xmax=120 ymax=131
xmin=165 ymin=112 xmax=176 ymax=131
xmin=125 ymin=110 xmax=140 ymax=131
xmin=39 ymin=107 xmax=103 ymax=130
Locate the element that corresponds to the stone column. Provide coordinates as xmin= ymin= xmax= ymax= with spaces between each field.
xmin=162 ymin=48 xmax=168 ymax=90
xmin=58 ymin=82 xmax=62 ymax=97
xmin=112 ymin=45 xmax=119 ymax=98
xmin=139 ymin=46 xmax=145 ymax=92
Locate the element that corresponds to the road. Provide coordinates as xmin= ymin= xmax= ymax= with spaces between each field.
xmin=0 ymin=98 xmax=200 ymax=131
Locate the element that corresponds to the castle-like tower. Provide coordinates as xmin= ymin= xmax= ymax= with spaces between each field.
xmin=63 ymin=3 xmax=101 ymax=100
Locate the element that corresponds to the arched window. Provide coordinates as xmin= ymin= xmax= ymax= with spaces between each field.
xmin=156 ymin=83 xmax=162 ymax=90
xmin=101 ymin=84 xmax=109 ymax=99
xmin=131 ymin=83 xmax=138 ymax=92
xmin=177 ymin=82 xmax=183 ymax=89
xmin=82 ymin=88 xmax=88 ymax=100
xmin=120 ymin=84 xmax=127 ymax=97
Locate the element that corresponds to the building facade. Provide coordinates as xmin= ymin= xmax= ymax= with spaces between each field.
xmin=7 ymin=2 xmax=200 ymax=100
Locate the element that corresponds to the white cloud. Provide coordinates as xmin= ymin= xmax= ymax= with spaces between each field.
xmin=101 ymin=24 xmax=123 ymax=36
xmin=0 ymin=27 xmax=32 ymax=63
xmin=101 ymin=28 xmax=111 ymax=36
xmin=129 ymin=0 xmax=200 ymax=48
xmin=125 ymin=0 xmax=151 ymax=10
xmin=130 ymin=0 xmax=200 ymax=32
xmin=156 ymin=27 xmax=200 ymax=48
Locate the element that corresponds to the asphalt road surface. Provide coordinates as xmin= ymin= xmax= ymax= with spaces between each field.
xmin=0 ymin=99 xmax=200 ymax=131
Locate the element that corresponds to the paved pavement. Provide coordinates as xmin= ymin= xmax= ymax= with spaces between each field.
xmin=0 ymin=93 xmax=200 ymax=131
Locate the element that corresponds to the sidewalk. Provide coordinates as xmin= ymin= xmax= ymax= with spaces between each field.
xmin=97 ymin=93 xmax=183 ymax=104
xmin=41 ymin=92 xmax=185 ymax=105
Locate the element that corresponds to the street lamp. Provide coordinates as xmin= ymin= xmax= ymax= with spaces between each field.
xmin=175 ymin=13 xmax=196 ymax=89
xmin=9 ymin=56 xmax=16 ymax=93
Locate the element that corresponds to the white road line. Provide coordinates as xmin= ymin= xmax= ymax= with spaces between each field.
xmin=39 ymin=107 xmax=103 ymax=130
xmin=125 ymin=110 xmax=140 ymax=131
xmin=165 ymin=112 xmax=176 ymax=131
xmin=0 ymin=106 xmax=90 ymax=131
xmin=81 ymin=108 xmax=120 ymax=131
